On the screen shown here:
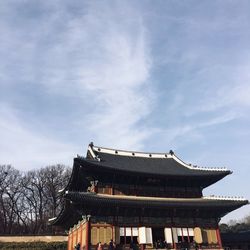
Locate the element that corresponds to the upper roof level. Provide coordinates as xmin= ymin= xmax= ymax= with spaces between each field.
xmin=85 ymin=143 xmax=232 ymax=178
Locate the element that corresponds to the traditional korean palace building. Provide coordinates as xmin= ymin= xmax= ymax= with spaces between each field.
xmin=50 ymin=143 xmax=248 ymax=250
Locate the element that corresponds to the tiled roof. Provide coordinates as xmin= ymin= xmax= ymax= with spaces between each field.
xmin=80 ymin=144 xmax=232 ymax=178
xmin=65 ymin=191 xmax=248 ymax=209
xmin=50 ymin=192 xmax=248 ymax=227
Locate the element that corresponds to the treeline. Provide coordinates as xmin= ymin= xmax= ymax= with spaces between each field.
xmin=0 ymin=164 xmax=71 ymax=235
xmin=220 ymin=215 xmax=250 ymax=233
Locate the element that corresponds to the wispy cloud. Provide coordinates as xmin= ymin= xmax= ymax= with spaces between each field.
xmin=144 ymin=2 xmax=250 ymax=150
xmin=0 ymin=1 xmax=154 ymax=169
xmin=0 ymin=104 xmax=78 ymax=169
xmin=38 ymin=2 xmax=153 ymax=149
xmin=184 ymin=64 xmax=250 ymax=116
xmin=1 ymin=0 xmax=250 ymax=222
xmin=157 ymin=112 xmax=238 ymax=148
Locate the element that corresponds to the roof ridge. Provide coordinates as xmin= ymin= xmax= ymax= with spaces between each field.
xmin=88 ymin=143 xmax=230 ymax=172
xmin=66 ymin=191 xmax=249 ymax=203
xmin=92 ymin=144 xmax=173 ymax=156
xmin=204 ymin=195 xmax=249 ymax=202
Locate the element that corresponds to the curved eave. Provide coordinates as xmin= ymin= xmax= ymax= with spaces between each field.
xmin=58 ymin=158 xmax=79 ymax=193
xmin=65 ymin=158 xmax=91 ymax=191
xmin=48 ymin=200 xmax=83 ymax=229
xmin=48 ymin=200 xmax=69 ymax=226
xmin=66 ymin=192 xmax=248 ymax=208
xmin=90 ymin=144 xmax=230 ymax=172
xmin=76 ymin=157 xmax=231 ymax=188
xmin=51 ymin=192 xmax=248 ymax=228
xmin=66 ymin=192 xmax=248 ymax=220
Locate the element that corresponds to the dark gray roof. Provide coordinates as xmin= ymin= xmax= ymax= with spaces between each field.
xmin=65 ymin=191 xmax=248 ymax=209
xmin=49 ymin=201 xmax=79 ymax=228
xmin=50 ymin=144 xmax=246 ymax=229
xmin=51 ymin=191 xmax=248 ymax=228
xmin=83 ymin=145 xmax=232 ymax=178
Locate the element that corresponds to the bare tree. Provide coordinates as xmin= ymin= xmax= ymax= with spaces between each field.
xmin=0 ymin=164 xmax=70 ymax=235
xmin=0 ymin=165 xmax=22 ymax=234
xmin=41 ymin=165 xmax=71 ymax=219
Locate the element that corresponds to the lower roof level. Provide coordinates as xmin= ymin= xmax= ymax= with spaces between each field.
xmin=50 ymin=192 xmax=248 ymax=229
xmin=65 ymin=191 xmax=248 ymax=208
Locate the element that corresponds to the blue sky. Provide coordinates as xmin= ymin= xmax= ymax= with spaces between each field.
xmin=0 ymin=1 xmax=250 ymax=222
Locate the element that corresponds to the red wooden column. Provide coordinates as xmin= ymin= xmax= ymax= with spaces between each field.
xmin=170 ymin=217 xmax=176 ymax=250
xmin=71 ymin=230 xmax=74 ymax=250
xmin=187 ymin=228 xmax=190 ymax=243
xmin=181 ymin=228 xmax=184 ymax=242
xmin=140 ymin=244 xmax=145 ymax=250
xmin=86 ymin=216 xmax=91 ymax=250
xmin=216 ymin=228 xmax=222 ymax=248
xmin=76 ymin=226 xmax=79 ymax=246
xmin=67 ymin=232 xmax=71 ymax=250
xmin=124 ymin=226 xmax=126 ymax=244
xmin=79 ymin=223 xmax=83 ymax=247
xmin=171 ymin=228 xmax=176 ymax=250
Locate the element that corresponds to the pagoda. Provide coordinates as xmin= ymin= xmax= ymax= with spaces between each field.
xmin=50 ymin=143 xmax=248 ymax=250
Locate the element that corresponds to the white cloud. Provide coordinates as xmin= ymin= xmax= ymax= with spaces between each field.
xmin=36 ymin=2 xmax=153 ymax=150
xmin=185 ymin=67 xmax=250 ymax=116
xmin=0 ymin=1 xmax=154 ymax=169
xmin=0 ymin=104 xmax=78 ymax=170
xmin=159 ymin=111 xmax=237 ymax=147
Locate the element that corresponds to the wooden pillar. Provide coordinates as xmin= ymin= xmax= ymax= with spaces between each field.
xmin=76 ymin=226 xmax=79 ymax=246
xmin=71 ymin=230 xmax=74 ymax=250
xmin=171 ymin=228 xmax=175 ymax=250
xmin=187 ymin=228 xmax=190 ymax=243
xmin=68 ymin=232 xmax=71 ymax=250
xmin=216 ymin=228 xmax=222 ymax=248
xmin=181 ymin=228 xmax=184 ymax=242
xmin=171 ymin=217 xmax=176 ymax=250
xmin=79 ymin=223 xmax=82 ymax=247
xmin=124 ymin=226 xmax=126 ymax=244
xmin=140 ymin=244 xmax=145 ymax=250
xmin=86 ymin=218 xmax=91 ymax=250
